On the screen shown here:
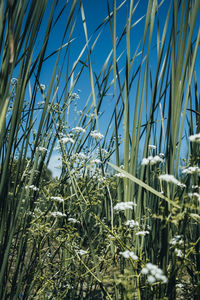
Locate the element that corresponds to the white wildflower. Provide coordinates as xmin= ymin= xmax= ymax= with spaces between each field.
xmin=25 ymin=185 xmax=39 ymax=191
xmin=175 ymin=248 xmax=184 ymax=257
xmin=158 ymin=275 xmax=168 ymax=283
xmin=90 ymin=130 xmax=104 ymax=140
xmin=142 ymin=155 xmax=163 ymax=166
xmin=70 ymin=92 xmax=80 ymax=100
xmin=77 ymin=249 xmax=87 ymax=256
xmin=141 ymin=263 xmax=167 ymax=284
xmin=38 ymin=83 xmax=46 ymax=91
xmin=151 ymin=267 xmax=162 ymax=277
xmin=189 ymin=133 xmax=200 ymax=143
xmin=114 ymin=172 xmax=126 ymax=178
xmin=150 ymin=155 xmax=163 ymax=165
xmin=159 ymin=153 xmax=165 ymax=158
xmin=147 ymin=275 xmax=156 ymax=284
xmin=60 ymin=137 xmax=75 ymax=144
xmin=159 ymin=174 xmax=186 ymax=188
xmin=141 ymin=267 xmax=149 ymax=275
xmin=98 ymin=176 xmax=107 ymax=183
xmin=68 ymin=218 xmax=79 ymax=223
xmin=125 ymin=220 xmax=139 ymax=228
xmin=148 ymin=144 xmax=156 ymax=150
xmin=90 ymin=159 xmax=102 ymax=164
xmin=192 ymin=185 xmax=198 ymax=189
xmin=50 ymin=196 xmax=64 ymax=203
xmin=141 ymin=158 xmax=150 ymax=165
xmin=120 ymin=250 xmax=138 ymax=260
xmin=136 ymin=230 xmax=149 ymax=236
xmin=72 ymin=127 xmax=86 ymax=133
xmin=114 ymin=202 xmax=136 ymax=211
xmin=51 ymin=211 xmax=67 ymax=217
xmin=176 ymin=283 xmax=184 ymax=289
xmin=188 ymin=192 xmax=200 ymax=202
xmin=37 ymin=146 xmax=47 ymax=153
xmin=170 ymin=235 xmax=183 ymax=246
xmin=182 ymin=166 xmax=200 ymax=174
xmin=146 ymin=263 xmax=161 ymax=272
xmin=38 ymin=101 xmax=45 ymax=106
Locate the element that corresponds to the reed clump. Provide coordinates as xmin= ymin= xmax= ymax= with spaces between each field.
xmin=0 ymin=0 xmax=200 ymax=299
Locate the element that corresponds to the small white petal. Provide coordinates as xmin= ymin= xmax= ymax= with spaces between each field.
xmin=90 ymin=130 xmax=104 ymax=140
xmin=147 ymin=275 xmax=156 ymax=284
xmin=148 ymin=144 xmax=156 ymax=149
xmin=141 ymin=267 xmax=149 ymax=275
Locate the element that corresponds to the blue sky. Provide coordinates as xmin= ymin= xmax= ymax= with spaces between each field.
xmin=42 ymin=1 xmax=147 ymax=175
xmin=24 ymin=0 xmax=200 ymax=177
xmin=38 ymin=0 xmax=164 ymax=127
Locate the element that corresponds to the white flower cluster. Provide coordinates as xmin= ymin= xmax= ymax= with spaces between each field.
xmin=114 ymin=202 xmax=137 ymax=211
xmin=125 ymin=220 xmax=139 ymax=228
xmin=90 ymin=130 xmax=104 ymax=140
xmin=159 ymin=174 xmax=186 ymax=188
xmin=98 ymin=176 xmax=107 ymax=183
xmin=120 ymin=250 xmax=138 ymax=260
xmin=188 ymin=192 xmax=200 ymax=202
xmin=70 ymin=92 xmax=80 ymax=100
xmin=25 ymin=185 xmax=39 ymax=191
xmin=68 ymin=217 xmax=79 ymax=224
xmin=114 ymin=172 xmax=126 ymax=178
xmin=192 ymin=185 xmax=198 ymax=189
xmin=50 ymin=196 xmax=64 ymax=203
xmin=38 ymin=83 xmax=46 ymax=91
xmin=90 ymin=159 xmax=102 ymax=164
xmin=189 ymin=133 xmax=200 ymax=143
xmin=38 ymin=101 xmax=45 ymax=106
xmin=148 ymin=144 xmax=156 ymax=150
xmin=142 ymin=155 xmax=163 ymax=166
xmin=136 ymin=230 xmax=149 ymax=236
xmin=76 ymin=249 xmax=87 ymax=256
xmin=141 ymin=263 xmax=167 ymax=284
xmin=72 ymin=126 xmax=86 ymax=133
xmin=60 ymin=137 xmax=75 ymax=144
xmin=37 ymin=146 xmax=47 ymax=153
xmin=51 ymin=211 xmax=67 ymax=218
xmin=182 ymin=166 xmax=200 ymax=174
xmin=170 ymin=235 xmax=183 ymax=246
xmin=175 ymin=248 xmax=183 ymax=257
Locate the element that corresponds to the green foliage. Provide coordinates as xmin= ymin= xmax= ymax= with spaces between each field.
xmin=1 ymin=0 xmax=200 ymax=299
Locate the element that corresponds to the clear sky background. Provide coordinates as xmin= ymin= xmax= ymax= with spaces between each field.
xmin=39 ymin=0 xmax=156 ymax=176
xmin=29 ymin=0 xmax=200 ymax=177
